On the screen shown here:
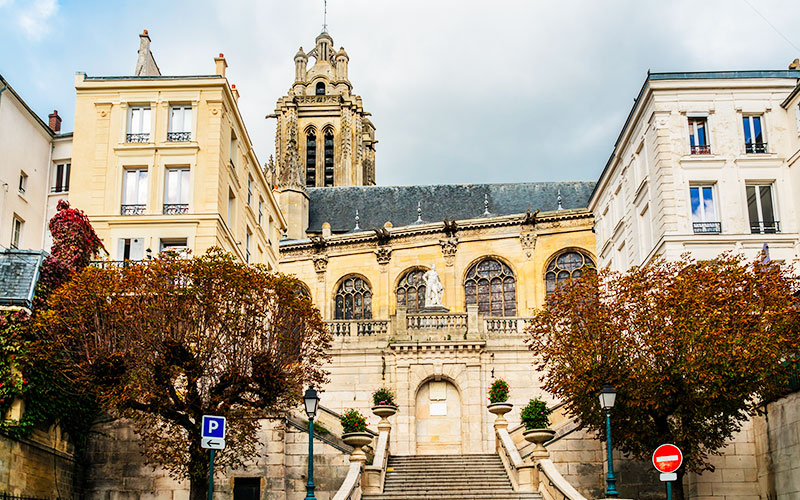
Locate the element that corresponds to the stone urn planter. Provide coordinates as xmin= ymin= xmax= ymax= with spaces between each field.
xmin=342 ymin=431 xmax=374 ymax=462
xmin=487 ymin=402 xmax=513 ymax=427
xmin=371 ymin=405 xmax=398 ymax=431
xmin=523 ymin=428 xmax=556 ymax=458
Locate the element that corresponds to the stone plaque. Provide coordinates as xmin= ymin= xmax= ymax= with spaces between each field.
xmin=429 ymin=402 xmax=447 ymax=416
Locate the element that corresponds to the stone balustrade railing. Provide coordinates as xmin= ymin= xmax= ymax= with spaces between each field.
xmin=537 ymin=459 xmax=588 ymax=500
xmin=332 ymin=462 xmax=363 ymax=500
xmin=327 ymin=319 xmax=390 ymax=337
xmin=406 ymin=312 xmax=468 ymax=331
xmin=485 ymin=316 xmax=534 ymax=334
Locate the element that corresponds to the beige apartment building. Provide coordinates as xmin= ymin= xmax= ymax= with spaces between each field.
xmin=590 ymin=67 xmax=800 ymax=270
xmin=69 ymin=32 xmax=285 ymax=267
xmin=0 ymin=74 xmax=72 ymax=252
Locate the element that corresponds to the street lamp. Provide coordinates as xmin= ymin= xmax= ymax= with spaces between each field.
xmin=304 ymin=387 xmax=320 ymax=500
xmin=599 ymin=383 xmax=619 ymax=498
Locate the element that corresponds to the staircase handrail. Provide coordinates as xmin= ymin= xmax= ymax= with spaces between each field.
xmin=363 ymin=424 xmax=390 ymax=493
xmin=332 ymin=461 xmax=363 ymax=500
xmin=495 ymin=425 xmax=525 ymax=490
xmin=537 ymin=459 xmax=588 ymax=500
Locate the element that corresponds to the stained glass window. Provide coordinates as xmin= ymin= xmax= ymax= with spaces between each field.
xmin=335 ymin=276 xmax=372 ymax=320
xmin=464 ymin=258 xmax=516 ymax=316
xmin=396 ymin=268 xmax=427 ymax=313
xmin=545 ymin=250 xmax=596 ymax=294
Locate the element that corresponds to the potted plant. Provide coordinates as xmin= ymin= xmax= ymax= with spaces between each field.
xmin=371 ymin=387 xmax=398 ymax=421
xmin=487 ymin=379 xmax=513 ymax=419
xmin=521 ymin=398 xmax=555 ymax=455
xmin=340 ymin=408 xmax=372 ymax=441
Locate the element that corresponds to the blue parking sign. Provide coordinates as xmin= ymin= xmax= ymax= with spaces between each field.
xmin=202 ymin=415 xmax=226 ymax=439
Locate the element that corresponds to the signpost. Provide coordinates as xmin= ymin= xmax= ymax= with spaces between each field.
xmin=652 ymin=444 xmax=683 ymax=500
xmin=201 ymin=415 xmax=226 ymax=500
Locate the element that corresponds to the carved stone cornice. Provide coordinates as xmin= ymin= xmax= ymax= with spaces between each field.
xmin=439 ymin=237 xmax=458 ymax=267
xmin=520 ymin=232 xmax=537 ymax=259
xmin=375 ymin=246 xmax=392 ymax=269
xmin=312 ymin=254 xmax=328 ymax=281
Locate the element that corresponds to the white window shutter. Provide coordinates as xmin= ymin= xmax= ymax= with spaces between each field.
xmin=130 ymin=238 xmax=145 ymax=260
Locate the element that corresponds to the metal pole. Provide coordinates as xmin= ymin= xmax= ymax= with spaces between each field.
xmin=305 ymin=417 xmax=316 ymax=500
xmin=207 ymin=449 xmax=215 ymax=500
xmin=604 ymin=409 xmax=619 ymax=498
xmin=666 ymin=481 xmax=672 ymax=500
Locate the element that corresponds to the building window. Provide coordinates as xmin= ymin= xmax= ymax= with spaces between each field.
xmin=18 ymin=171 xmax=27 ymax=194
xmin=315 ymin=82 xmax=326 ymax=95
xmin=122 ymin=168 xmax=148 ymax=215
xmin=233 ymin=477 xmax=261 ymax=500
xmin=258 ymin=198 xmax=263 ymax=225
xmin=245 ymin=228 xmax=252 ymax=263
xmin=168 ymin=105 xmax=192 ymax=141
xmin=690 ymin=185 xmax=720 ymax=233
xmin=638 ymin=204 xmax=653 ymax=260
xmin=52 ymin=163 xmax=70 ymax=193
xmin=127 ymin=106 xmax=151 ymax=142
xmin=305 ymin=131 xmax=317 ymax=187
xmin=334 ymin=276 xmax=372 ymax=320
xmin=746 ymin=184 xmax=778 ymax=233
xmin=160 ymin=238 xmax=188 ymax=255
xmin=743 ymin=115 xmax=767 ymax=153
xmin=688 ymin=117 xmax=710 ymax=154
xmin=396 ymin=268 xmax=427 ymax=313
xmin=11 ymin=216 xmax=23 ymax=249
xmin=230 ymin=131 xmax=238 ymax=167
xmin=164 ymin=167 xmax=190 ymax=214
xmin=324 ymin=130 xmax=334 ymax=187
xmin=545 ymin=251 xmax=596 ymax=295
xmin=118 ymin=237 xmax=145 ymax=261
xmin=464 ymin=258 xmax=516 ymax=316
xmin=247 ymin=176 xmax=253 ymax=206
xmin=228 ymin=189 xmax=236 ymax=227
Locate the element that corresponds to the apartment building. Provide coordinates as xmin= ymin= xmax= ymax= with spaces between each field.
xmin=589 ymin=67 xmax=800 ymax=270
xmin=69 ymin=32 xmax=285 ymax=268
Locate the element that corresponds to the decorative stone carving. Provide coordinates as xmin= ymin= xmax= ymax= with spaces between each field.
xmin=423 ymin=266 xmax=445 ymax=307
xmin=312 ymin=254 xmax=328 ymax=281
xmin=520 ymin=232 xmax=537 ymax=259
xmin=439 ymin=237 xmax=458 ymax=267
xmin=375 ymin=246 xmax=392 ymax=267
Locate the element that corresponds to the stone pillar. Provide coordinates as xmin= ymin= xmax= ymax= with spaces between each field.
xmin=467 ymin=304 xmax=479 ymax=337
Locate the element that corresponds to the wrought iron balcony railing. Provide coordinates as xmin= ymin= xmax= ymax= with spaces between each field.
xmin=693 ymin=221 xmax=721 ymax=234
xmin=690 ymin=144 xmax=711 ymax=155
xmin=745 ymin=142 xmax=768 ymax=154
xmin=126 ymin=133 xmax=150 ymax=143
xmin=50 ymin=185 xmax=68 ymax=193
xmin=90 ymin=260 xmax=143 ymax=269
xmin=750 ymin=220 xmax=780 ymax=234
xmin=163 ymin=203 xmax=189 ymax=215
xmin=121 ymin=204 xmax=146 ymax=215
xmin=167 ymin=131 xmax=191 ymax=142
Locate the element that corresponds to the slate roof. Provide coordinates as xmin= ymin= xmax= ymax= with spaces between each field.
xmin=306 ymin=181 xmax=595 ymax=233
xmin=0 ymin=249 xmax=47 ymax=309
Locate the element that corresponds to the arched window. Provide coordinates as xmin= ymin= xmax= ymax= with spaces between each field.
xmin=324 ymin=130 xmax=334 ymax=186
xmin=335 ymin=276 xmax=372 ymax=319
xmin=305 ymin=131 xmax=316 ymax=187
xmin=316 ymin=82 xmax=326 ymax=95
xmin=545 ymin=250 xmax=596 ymax=294
xmin=396 ymin=268 xmax=427 ymax=313
xmin=464 ymin=258 xmax=516 ymax=316
xmin=295 ymin=282 xmax=311 ymax=299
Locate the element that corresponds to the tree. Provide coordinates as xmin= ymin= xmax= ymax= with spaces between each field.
xmin=38 ymin=249 xmax=331 ymax=500
xmin=526 ymin=254 xmax=800 ymax=500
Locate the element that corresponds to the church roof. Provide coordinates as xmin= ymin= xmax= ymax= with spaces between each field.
xmin=307 ymin=181 xmax=596 ymax=233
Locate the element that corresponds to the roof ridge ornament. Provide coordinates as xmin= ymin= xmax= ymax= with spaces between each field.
xmin=557 ymin=188 xmax=563 ymax=210
xmin=416 ymin=201 xmax=423 ymax=224
xmin=354 ymin=209 xmax=361 ymax=231
xmin=483 ymin=193 xmax=491 ymax=217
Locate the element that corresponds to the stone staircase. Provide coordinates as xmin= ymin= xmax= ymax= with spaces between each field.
xmin=361 ymin=454 xmax=542 ymax=500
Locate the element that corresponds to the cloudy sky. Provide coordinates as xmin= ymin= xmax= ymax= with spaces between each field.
xmin=2 ymin=0 xmax=799 ymax=186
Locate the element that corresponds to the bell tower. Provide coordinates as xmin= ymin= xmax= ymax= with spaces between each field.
xmin=271 ymin=31 xmax=377 ymax=192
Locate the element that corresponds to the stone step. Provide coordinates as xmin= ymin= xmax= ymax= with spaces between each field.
xmin=363 ymin=494 xmax=541 ymax=500
xmin=384 ymin=483 xmax=512 ymax=490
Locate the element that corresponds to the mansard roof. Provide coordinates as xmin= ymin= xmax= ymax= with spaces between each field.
xmin=0 ymin=249 xmax=47 ymax=309
xmin=306 ymin=181 xmax=595 ymax=233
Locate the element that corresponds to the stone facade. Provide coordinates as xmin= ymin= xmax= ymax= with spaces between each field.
xmin=0 ymin=426 xmax=77 ymax=498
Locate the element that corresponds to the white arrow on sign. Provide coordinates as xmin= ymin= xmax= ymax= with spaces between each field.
xmin=201 ymin=437 xmax=226 ymax=450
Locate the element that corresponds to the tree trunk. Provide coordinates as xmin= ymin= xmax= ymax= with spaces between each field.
xmin=672 ymin=469 xmax=686 ymax=500
xmin=188 ymin=440 xmax=209 ymax=500
xmin=190 ymin=476 xmax=208 ymax=500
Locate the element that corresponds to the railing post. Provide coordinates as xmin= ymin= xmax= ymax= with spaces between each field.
xmin=349 ymin=321 xmax=357 ymax=337
xmin=395 ymin=306 xmax=407 ymax=338
xmin=467 ymin=305 xmax=479 ymax=336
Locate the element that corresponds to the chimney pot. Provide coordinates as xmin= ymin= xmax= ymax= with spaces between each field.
xmin=143 ymin=29 xmax=148 ymax=35
xmin=214 ymin=54 xmax=228 ymax=77
xmin=790 ymin=58 xmax=800 ymax=70
xmin=48 ymin=110 xmax=62 ymax=133
xmin=219 ymin=53 xmax=224 ymax=58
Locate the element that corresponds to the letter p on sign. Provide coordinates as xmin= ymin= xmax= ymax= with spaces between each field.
xmin=202 ymin=415 xmax=226 ymax=439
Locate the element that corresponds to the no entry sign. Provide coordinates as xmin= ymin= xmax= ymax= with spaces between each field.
xmin=652 ymin=444 xmax=683 ymax=473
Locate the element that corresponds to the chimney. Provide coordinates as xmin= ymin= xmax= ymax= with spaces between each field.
xmin=48 ymin=110 xmax=62 ymax=133
xmin=135 ymin=29 xmax=161 ymax=76
xmin=790 ymin=58 xmax=800 ymax=70
xmin=231 ymin=84 xmax=240 ymax=102
xmin=214 ymin=53 xmax=227 ymax=77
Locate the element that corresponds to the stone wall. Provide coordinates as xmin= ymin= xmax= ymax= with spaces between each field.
xmin=754 ymin=390 xmax=800 ymax=500
xmin=0 ymin=427 xmax=77 ymax=498
xmin=84 ymin=417 xmax=351 ymax=500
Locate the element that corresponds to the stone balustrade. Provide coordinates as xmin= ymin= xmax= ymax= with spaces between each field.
xmin=327 ymin=319 xmax=390 ymax=336
xmin=484 ymin=316 xmax=534 ymax=334
xmin=407 ymin=312 xmax=468 ymax=331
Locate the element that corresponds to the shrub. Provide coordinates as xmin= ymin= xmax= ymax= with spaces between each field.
xmin=520 ymin=398 xmax=551 ymax=430
xmin=372 ymin=387 xmax=396 ymax=407
xmin=340 ymin=408 xmax=367 ymax=433
xmin=488 ymin=378 xmax=509 ymax=404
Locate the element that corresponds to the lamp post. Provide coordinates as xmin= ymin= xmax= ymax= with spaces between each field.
xmin=599 ymin=383 xmax=619 ymax=498
xmin=304 ymin=387 xmax=320 ymax=500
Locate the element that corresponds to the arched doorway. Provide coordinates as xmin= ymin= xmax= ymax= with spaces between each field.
xmin=415 ymin=379 xmax=462 ymax=454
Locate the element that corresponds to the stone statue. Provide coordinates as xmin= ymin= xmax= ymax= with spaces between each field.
xmin=423 ymin=265 xmax=445 ymax=307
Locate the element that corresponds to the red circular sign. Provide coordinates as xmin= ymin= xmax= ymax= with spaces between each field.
xmin=652 ymin=444 xmax=683 ymax=473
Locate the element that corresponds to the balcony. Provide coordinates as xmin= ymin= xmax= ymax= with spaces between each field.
xmin=690 ymin=144 xmax=711 ymax=155
xmin=745 ymin=142 xmax=768 ymax=154
xmin=163 ymin=203 xmax=189 ymax=215
xmin=750 ymin=221 xmax=780 ymax=234
xmin=693 ymin=221 xmax=721 ymax=234
xmin=167 ymin=131 xmax=191 ymax=142
xmin=50 ymin=185 xmax=69 ymax=193
xmin=90 ymin=260 xmax=143 ymax=269
xmin=126 ymin=133 xmax=150 ymax=143
xmin=121 ymin=204 xmax=146 ymax=215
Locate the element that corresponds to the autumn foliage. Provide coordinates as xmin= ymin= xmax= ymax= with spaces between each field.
xmin=39 ymin=249 xmax=331 ymax=500
xmin=526 ymin=254 xmax=800 ymax=499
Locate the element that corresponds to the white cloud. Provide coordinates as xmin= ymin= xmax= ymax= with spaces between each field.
xmin=17 ymin=0 xmax=58 ymax=40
